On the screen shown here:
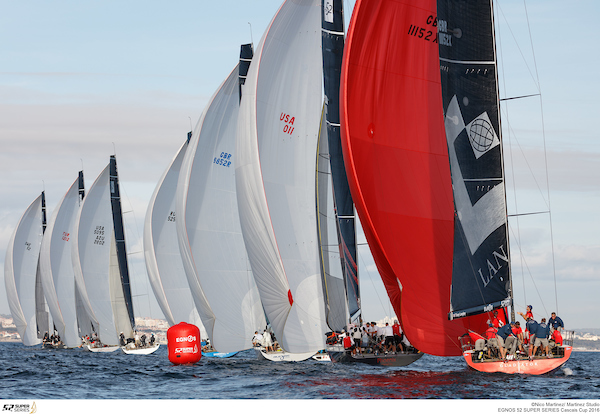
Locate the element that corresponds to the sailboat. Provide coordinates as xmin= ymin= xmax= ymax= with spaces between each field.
xmin=235 ymin=0 xmax=328 ymax=362
xmin=143 ymin=131 xmax=206 ymax=338
xmin=175 ymin=44 xmax=266 ymax=357
xmin=39 ymin=172 xmax=95 ymax=349
xmin=319 ymin=0 xmax=423 ymax=367
xmin=5 ymin=192 xmax=53 ymax=346
xmin=73 ymin=155 xmax=157 ymax=354
xmin=339 ymin=0 xmax=570 ymax=374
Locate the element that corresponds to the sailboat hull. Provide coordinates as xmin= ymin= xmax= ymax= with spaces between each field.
xmin=254 ymin=347 xmax=316 ymax=362
xmin=328 ymin=347 xmax=424 ymax=367
xmin=121 ymin=344 xmax=160 ymax=355
xmin=85 ymin=344 xmax=120 ymax=353
xmin=202 ymin=351 xmax=238 ymax=358
xmin=463 ymin=346 xmax=572 ymax=375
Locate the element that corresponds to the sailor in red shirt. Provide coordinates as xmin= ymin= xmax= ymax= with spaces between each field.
xmin=491 ymin=310 xmax=504 ymax=328
xmin=512 ymin=321 xmax=525 ymax=354
xmin=342 ymin=330 xmax=354 ymax=352
xmin=551 ymin=329 xmax=563 ymax=346
xmin=485 ymin=324 xmax=499 ymax=358
xmin=392 ymin=320 xmax=404 ymax=352
xmin=518 ymin=305 xmax=534 ymax=322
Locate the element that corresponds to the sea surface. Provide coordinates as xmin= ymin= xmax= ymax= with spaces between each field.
xmin=1 ymin=342 xmax=599 ymax=400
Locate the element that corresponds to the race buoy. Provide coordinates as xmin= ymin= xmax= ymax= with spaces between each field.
xmin=167 ymin=322 xmax=201 ymax=365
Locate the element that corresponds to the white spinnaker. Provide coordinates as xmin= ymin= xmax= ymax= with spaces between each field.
xmin=72 ymin=164 xmax=132 ymax=346
xmin=39 ymin=177 xmax=84 ymax=348
xmin=235 ymin=0 xmax=327 ymax=353
xmin=177 ymin=66 xmax=266 ymax=353
xmin=144 ymin=139 xmax=204 ymax=332
xmin=4 ymin=194 xmax=44 ymax=346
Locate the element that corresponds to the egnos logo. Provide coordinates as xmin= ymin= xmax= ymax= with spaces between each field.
xmin=175 ymin=335 xmax=196 ymax=343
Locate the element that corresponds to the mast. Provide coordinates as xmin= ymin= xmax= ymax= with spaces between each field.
xmin=321 ymin=0 xmax=360 ymax=325
xmin=109 ymin=155 xmax=135 ymax=331
xmin=34 ymin=191 xmax=50 ymax=339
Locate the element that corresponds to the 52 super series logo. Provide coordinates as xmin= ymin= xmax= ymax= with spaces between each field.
xmin=2 ymin=402 xmax=36 ymax=413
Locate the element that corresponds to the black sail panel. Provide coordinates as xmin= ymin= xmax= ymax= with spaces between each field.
xmin=109 ymin=155 xmax=136 ymax=330
xmin=321 ymin=0 xmax=360 ymax=324
xmin=239 ymin=43 xmax=253 ymax=101
xmin=438 ymin=0 xmax=511 ymax=319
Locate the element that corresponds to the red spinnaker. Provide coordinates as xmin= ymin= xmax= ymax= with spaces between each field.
xmin=340 ymin=0 xmax=489 ymax=356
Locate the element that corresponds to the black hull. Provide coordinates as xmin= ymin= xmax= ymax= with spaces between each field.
xmin=328 ymin=350 xmax=423 ymax=367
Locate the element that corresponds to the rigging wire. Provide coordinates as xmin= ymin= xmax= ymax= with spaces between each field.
xmin=497 ymin=0 xmax=558 ymax=316
xmin=495 ymin=1 xmax=524 ymax=320
xmin=522 ymin=0 xmax=559 ymax=315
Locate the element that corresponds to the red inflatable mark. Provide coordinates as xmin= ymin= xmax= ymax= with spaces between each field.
xmin=167 ymin=322 xmax=201 ymax=365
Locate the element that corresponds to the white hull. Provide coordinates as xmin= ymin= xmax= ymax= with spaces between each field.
xmin=85 ymin=344 xmax=120 ymax=353
xmin=254 ymin=347 xmax=315 ymax=362
xmin=312 ymin=351 xmax=331 ymax=362
xmin=121 ymin=344 xmax=160 ymax=355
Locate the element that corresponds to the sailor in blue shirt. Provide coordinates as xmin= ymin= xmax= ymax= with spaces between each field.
xmin=525 ymin=318 xmax=539 ymax=358
xmin=497 ymin=322 xmax=517 ymax=358
xmin=549 ymin=312 xmax=564 ymax=331
xmin=532 ymin=318 xmax=551 ymax=358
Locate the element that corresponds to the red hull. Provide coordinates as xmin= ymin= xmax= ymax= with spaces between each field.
xmin=463 ymin=346 xmax=572 ymax=375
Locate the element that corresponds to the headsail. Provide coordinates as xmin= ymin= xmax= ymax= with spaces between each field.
xmin=40 ymin=172 xmax=89 ymax=347
xmin=4 ymin=193 xmax=46 ymax=346
xmin=72 ymin=156 xmax=134 ymax=346
xmin=144 ymin=132 xmax=204 ymax=331
xmin=235 ymin=0 xmax=327 ymax=353
xmin=176 ymin=48 xmax=266 ymax=353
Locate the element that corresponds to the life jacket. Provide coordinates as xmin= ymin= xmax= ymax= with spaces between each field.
xmin=552 ymin=330 xmax=563 ymax=346
xmin=343 ymin=335 xmax=353 ymax=349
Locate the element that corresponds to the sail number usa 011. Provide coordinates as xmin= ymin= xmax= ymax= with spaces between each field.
xmin=280 ymin=113 xmax=295 ymax=136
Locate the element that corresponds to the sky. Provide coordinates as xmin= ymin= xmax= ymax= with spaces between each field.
xmin=1 ymin=0 xmax=598 ymax=331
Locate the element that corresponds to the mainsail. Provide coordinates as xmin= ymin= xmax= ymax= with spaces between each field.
xmin=5 ymin=192 xmax=48 ymax=346
xmin=40 ymin=172 xmax=91 ymax=347
xmin=438 ymin=0 xmax=511 ymax=319
xmin=317 ymin=109 xmax=348 ymax=331
xmin=340 ymin=0 xmax=506 ymax=356
xmin=176 ymin=48 xmax=266 ymax=353
xmin=235 ymin=0 xmax=327 ymax=353
xmin=320 ymin=0 xmax=359 ymax=331
xmin=144 ymin=132 xmax=204 ymax=331
xmin=72 ymin=156 xmax=135 ymax=346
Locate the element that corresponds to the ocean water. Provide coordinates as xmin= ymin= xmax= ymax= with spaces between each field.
xmin=1 ymin=342 xmax=599 ymax=400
